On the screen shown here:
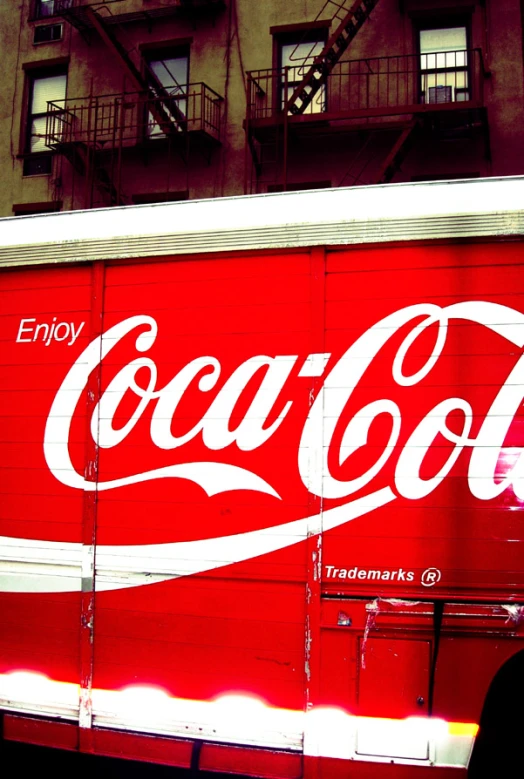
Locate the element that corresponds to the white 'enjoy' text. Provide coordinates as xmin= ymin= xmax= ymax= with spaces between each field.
xmin=17 ymin=317 xmax=85 ymax=347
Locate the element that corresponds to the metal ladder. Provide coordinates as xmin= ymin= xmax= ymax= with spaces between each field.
xmin=286 ymin=0 xmax=380 ymax=115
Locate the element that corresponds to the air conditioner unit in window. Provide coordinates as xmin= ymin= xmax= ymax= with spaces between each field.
xmin=428 ymin=85 xmax=453 ymax=104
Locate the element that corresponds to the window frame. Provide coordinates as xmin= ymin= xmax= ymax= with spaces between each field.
xmin=273 ymin=27 xmax=329 ymax=115
xmin=33 ymin=23 xmax=64 ymax=45
xmin=415 ymin=17 xmax=472 ymax=106
xmin=142 ymin=45 xmax=191 ymax=140
xmin=31 ymin=0 xmax=59 ymax=21
xmin=22 ymin=65 xmax=67 ymax=176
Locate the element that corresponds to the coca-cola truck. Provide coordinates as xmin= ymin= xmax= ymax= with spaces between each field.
xmin=1 ymin=177 xmax=524 ymax=778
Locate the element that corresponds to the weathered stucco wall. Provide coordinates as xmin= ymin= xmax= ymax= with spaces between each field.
xmin=0 ymin=0 xmax=523 ymax=215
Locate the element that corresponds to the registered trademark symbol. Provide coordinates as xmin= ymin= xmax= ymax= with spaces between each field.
xmin=421 ymin=567 xmax=442 ymax=587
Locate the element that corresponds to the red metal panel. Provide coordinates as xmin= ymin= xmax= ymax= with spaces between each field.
xmin=433 ymin=629 xmax=524 ymax=725
xmin=89 ymin=728 xmax=193 ymax=767
xmin=0 ymin=262 xmax=90 ymax=681
xmin=91 ymin=250 xmax=314 ymax=708
xmin=357 ymin=637 xmax=430 ymax=718
xmin=322 ymin=241 xmax=524 ymax=600
xmin=200 ymin=743 xmax=303 ymax=778
xmin=1 ymin=239 xmax=524 ymax=775
xmin=3 ymin=714 xmax=78 ymax=751
xmin=2 ymin=714 xmax=193 ymax=767
xmin=318 ymin=628 xmax=356 ymax=710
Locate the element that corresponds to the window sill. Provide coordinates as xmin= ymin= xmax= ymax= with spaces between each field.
xmin=33 ymin=40 xmax=63 ymax=46
xmin=28 ymin=15 xmax=61 ymax=22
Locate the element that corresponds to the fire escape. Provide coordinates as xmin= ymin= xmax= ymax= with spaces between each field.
xmin=46 ymin=0 xmax=224 ymax=208
xmin=245 ymin=0 xmax=489 ymax=192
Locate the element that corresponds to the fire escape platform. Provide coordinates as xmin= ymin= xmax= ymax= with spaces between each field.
xmin=50 ymin=130 xmax=222 ymax=152
xmin=247 ymin=47 xmax=488 ymax=143
xmin=46 ymin=84 xmax=223 ymax=153
xmin=248 ymin=99 xmax=485 ymax=139
xmin=245 ymin=45 xmax=488 ymax=193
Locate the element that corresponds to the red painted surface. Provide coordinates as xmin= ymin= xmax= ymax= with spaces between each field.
xmin=1 ymin=713 xmax=466 ymax=779
xmin=200 ymin=743 xmax=303 ymax=778
xmin=1 ymin=241 xmax=524 ymax=774
xmin=3 ymin=714 xmax=78 ymax=751
xmin=89 ymin=729 xmax=193 ymax=767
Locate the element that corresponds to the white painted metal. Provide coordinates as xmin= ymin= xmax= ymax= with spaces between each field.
xmin=0 ymin=672 xmax=476 ymax=766
xmin=0 ymin=177 xmax=522 ymax=267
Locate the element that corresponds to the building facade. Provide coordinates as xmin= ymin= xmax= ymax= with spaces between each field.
xmin=0 ymin=0 xmax=523 ymax=216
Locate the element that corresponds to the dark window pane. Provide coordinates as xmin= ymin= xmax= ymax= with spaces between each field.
xmin=23 ymin=154 xmax=53 ymax=176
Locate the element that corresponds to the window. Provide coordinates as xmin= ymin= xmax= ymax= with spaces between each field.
xmin=146 ymin=51 xmax=189 ymax=138
xmin=33 ymin=0 xmax=57 ymax=19
xmin=24 ymin=69 xmax=67 ymax=176
xmin=419 ymin=26 xmax=469 ymax=104
xmin=33 ymin=24 xmax=63 ymax=44
xmin=278 ymin=31 xmax=327 ymax=114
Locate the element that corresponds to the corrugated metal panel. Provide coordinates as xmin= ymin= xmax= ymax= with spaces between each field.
xmin=2 ymin=177 xmax=523 ymax=245
xmin=0 ymin=178 xmax=523 ymax=268
xmin=0 ymin=213 xmax=522 ymax=268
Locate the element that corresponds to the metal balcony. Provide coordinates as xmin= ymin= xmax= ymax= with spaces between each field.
xmin=247 ymin=49 xmax=487 ymax=129
xmin=45 ymin=83 xmax=222 ymax=150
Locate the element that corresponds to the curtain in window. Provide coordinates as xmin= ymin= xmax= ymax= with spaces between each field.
xmin=30 ymin=73 xmax=67 ymax=153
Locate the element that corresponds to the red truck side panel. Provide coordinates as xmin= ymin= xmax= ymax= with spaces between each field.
xmin=1 ymin=241 xmax=524 ymax=776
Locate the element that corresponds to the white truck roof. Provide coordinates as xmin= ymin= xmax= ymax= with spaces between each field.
xmin=0 ymin=176 xmax=523 ymax=267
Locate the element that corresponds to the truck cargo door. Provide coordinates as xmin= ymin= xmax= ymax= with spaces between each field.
xmin=357 ymin=637 xmax=430 ymax=759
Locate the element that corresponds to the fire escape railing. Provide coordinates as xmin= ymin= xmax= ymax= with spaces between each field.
xmin=247 ymin=49 xmax=486 ymax=123
xmin=45 ymin=83 xmax=223 ymax=149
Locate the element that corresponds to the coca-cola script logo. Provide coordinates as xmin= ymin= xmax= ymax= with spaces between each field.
xmin=3 ymin=301 xmax=524 ymax=593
